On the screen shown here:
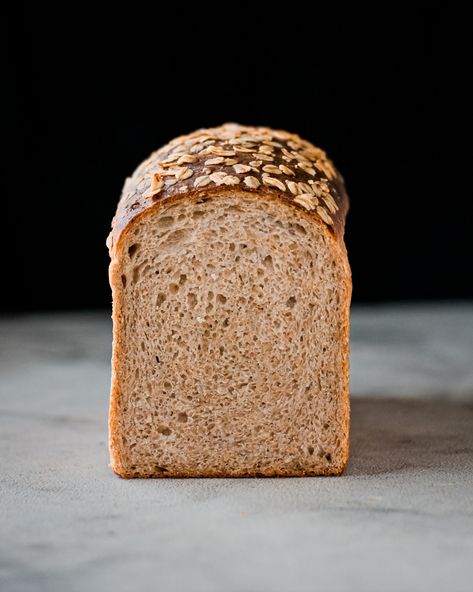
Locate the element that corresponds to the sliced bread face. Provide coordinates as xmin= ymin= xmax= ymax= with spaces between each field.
xmin=109 ymin=191 xmax=351 ymax=477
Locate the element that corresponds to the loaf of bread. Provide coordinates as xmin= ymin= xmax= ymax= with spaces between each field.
xmin=107 ymin=123 xmax=351 ymax=477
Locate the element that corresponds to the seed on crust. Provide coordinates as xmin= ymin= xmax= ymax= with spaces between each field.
xmin=209 ymin=172 xmax=228 ymax=185
xmin=233 ymin=164 xmax=252 ymax=174
xmin=281 ymin=147 xmax=295 ymax=160
xmin=164 ymin=178 xmax=177 ymax=187
xmin=262 ymin=176 xmax=286 ymax=191
xmin=234 ymin=147 xmax=254 ymax=153
xmin=141 ymin=173 xmax=164 ymax=197
xmin=297 ymin=162 xmax=316 ymax=175
xmin=222 ymin=175 xmax=240 ymax=186
xmin=253 ymin=153 xmax=274 ymax=162
xmin=160 ymin=153 xmax=181 ymax=164
xmin=178 ymin=167 xmax=194 ymax=180
xmin=249 ymin=160 xmax=262 ymax=168
xmin=224 ymin=158 xmax=238 ymax=165
xmin=323 ymin=193 xmax=339 ymax=213
xmin=317 ymin=206 xmax=333 ymax=225
xmin=259 ymin=145 xmax=274 ymax=154
xmin=150 ymin=172 xmax=164 ymax=192
xmin=202 ymin=146 xmax=235 ymax=157
xmin=176 ymin=154 xmax=196 ymax=165
xmin=279 ymin=164 xmax=295 ymax=176
xmin=190 ymin=144 xmax=206 ymax=154
xmin=244 ymin=176 xmax=261 ymax=189
xmin=315 ymin=160 xmax=335 ymax=179
xmin=286 ymin=180 xmax=300 ymax=195
xmin=287 ymin=140 xmax=301 ymax=151
xmin=262 ymin=164 xmax=283 ymax=175
xmin=298 ymin=182 xmax=313 ymax=194
xmin=205 ymin=157 xmax=225 ymax=165
xmin=194 ymin=175 xmax=211 ymax=188
xmin=291 ymin=151 xmax=311 ymax=164
xmin=294 ymin=194 xmax=316 ymax=210
xmin=310 ymin=182 xmax=324 ymax=197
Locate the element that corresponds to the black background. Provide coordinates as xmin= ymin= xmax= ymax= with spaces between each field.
xmin=5 ymin=6 xmax=472 ymax=311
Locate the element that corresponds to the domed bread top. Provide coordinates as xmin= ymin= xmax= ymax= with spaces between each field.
xmin=107 ymin=123 xmax=349 ymax=255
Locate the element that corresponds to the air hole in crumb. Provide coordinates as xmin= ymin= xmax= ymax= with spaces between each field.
xmin=128 ymin=243 xmax=139 ymax=258
xmin=169 ymin=283 xmax=179 ymax=294
xmin=263 ymin=255 xmax=273 ymax=270
xmin=179 ymin=274 xmax=187 ymax=285
xmin=223 ymin=318 xmax=229 ymax=327
xmin=156 ymin=216 xmax=174 ymax=228
xmin=239 ymin=243 xmax=247 ymax=249
xmin=292 ymin=223 xmax=307 ymax=235
xmin=308 ymin=446 xmax=315 ymax=455
xmin=286 ymin=296 xmax=296 ymax=308
xmin=155 ymin=466 xmax=169 ymax=472
xmin=208 ymin=291 xmax=214 ymax=300
xmin=163 ymin=381 xmax=171 ymax=389
xmin=121 ymin=275 xmax=127 ymax=287
xmin=157 ymin=425 xmax=172 ymax=436
xmin=192 ymin=210 xmax=205 ymax=219
xmin=216 ymin=294 xmax=227 ymax=304
xmin=323 ymin=423 xmax=329 ymax=430
xmin=325 ymin=453 xmax=332 ymax=462
xmin=156 ymin=293 xmax=166 ymax=306
xmin=188 ymin=293 xmax=197 ymax=307
xmin=161 ymin=229 xmax=190 ymax=249
xmin=140 ymin=341 xmax=145 ymax=352
xmin=132 ymin=267 xmax=140 ymax=284
xmin=155 ymin=355 xmax=160 ymax=364
xmin=177 ymin=412 xmax=188 ymax=423
xmin=229 ymin=243 xmax=236 ymax=251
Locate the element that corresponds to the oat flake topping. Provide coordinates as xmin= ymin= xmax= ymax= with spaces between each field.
xmin=113 ymin=123 xmax=347 ymax=247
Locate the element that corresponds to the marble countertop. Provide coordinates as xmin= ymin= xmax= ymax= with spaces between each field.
xmin=1 ymin=304 xmax=472 ymax=592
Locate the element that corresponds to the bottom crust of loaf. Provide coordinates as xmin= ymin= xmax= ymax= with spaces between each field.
xmin=111 ymin=464 xmax=347 ymax=479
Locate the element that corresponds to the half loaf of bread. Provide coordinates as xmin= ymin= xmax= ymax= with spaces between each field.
xmin=107 ymin=123 xmax=351 ymax=477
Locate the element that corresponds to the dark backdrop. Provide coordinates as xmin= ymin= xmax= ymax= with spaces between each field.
xmin=5 ymin=6 xmax=472 ymax=311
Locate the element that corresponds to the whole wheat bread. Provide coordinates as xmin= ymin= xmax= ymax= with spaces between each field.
xmin=107 ymin=124 xmax=351 ymax=477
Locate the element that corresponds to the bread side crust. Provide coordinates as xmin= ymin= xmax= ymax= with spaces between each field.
xmin=109 ymin=190 xmax=351 ymax=478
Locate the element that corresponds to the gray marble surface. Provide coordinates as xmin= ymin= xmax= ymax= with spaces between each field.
xmin=1 ymin=304 xmax=472 ymax=592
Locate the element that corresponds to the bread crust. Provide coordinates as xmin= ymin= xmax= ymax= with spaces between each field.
xmin=107 ymin=124 xmax=349 ymax=258
xmin=108 ymin=124 xmax=351 ymax=478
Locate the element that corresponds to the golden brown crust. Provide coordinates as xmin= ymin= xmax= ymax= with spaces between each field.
xmin=107 ymin=123 xmax=349 ymax=257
